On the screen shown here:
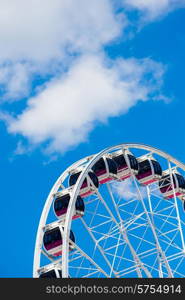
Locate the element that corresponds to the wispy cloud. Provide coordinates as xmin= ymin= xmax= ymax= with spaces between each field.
xmin=124 ymin=0 xmax=185 ymax=21
xmin=0 ymin=0 xmax=126 ymax=102
xmin=0 ymin=62 xmax=33 ymax=101
xmin=8 ymin=54 xmax=165 ymax=154
xmin=0 ymin=0 xmax=179 ymax=155
xmin=0 ymin=0 xmax=124 ymax=63
xmin=111 ymin=178 xmax=147 ymax=201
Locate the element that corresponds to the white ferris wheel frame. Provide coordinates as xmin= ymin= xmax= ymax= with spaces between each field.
xmin=33 ymin=143 xmax=185 ymax=278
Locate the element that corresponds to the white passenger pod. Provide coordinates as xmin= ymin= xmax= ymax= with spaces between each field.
xmin=69 ymin=167 xmax=99 ymax=198
xmin=53 ymin=188 xmax=85 ymax=220
xmin=111 ymin=150 xmax=138 ymax=181
xmin=136 ymin=156 xmax=162 ymax=185
xmin=91 ymin=155 xmax=117 ymax=184
xmin=159 ymin=170 xmax=185 ymax=199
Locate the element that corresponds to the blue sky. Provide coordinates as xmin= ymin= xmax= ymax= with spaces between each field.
xmin=0 ymin=0 xmax=185 ymax=277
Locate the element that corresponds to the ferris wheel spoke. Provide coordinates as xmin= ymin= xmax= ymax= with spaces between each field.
xmin=146 ymin=261 xmax=169 ymax=277
xmin=173 ymin=256 xmax=184 ymax=274
xmin=138 ymin=248 xmax=158 ymax=261
xmin=153 ymin=202 xmax=174 ymax=215
xmin=156 ymin=228 xmax=182 ymax=252
xmin=82 ymin=270 xmax=101 ymax=277
xmin=115 ymin=242 xmax=132 ymax=273
xmin=126 ymin=222 xmax=147 ymax=232
xmin=172 ymin=270 xmax=185 ymax=277
xmin=80 ymin=217 xmax=119 ymax=277
xmin=135 ymin=224 xmax=153 ymax=254
xmin=73 ymin=197 xmax=102 ymax=278
xmin=128 ymin=232 xmax=156 ymax=248
xmin=168 ymin=160 xmax=185 ymax=251
xmin=93 ymin=188 xmax=144 ymax=277
xmin=157 ymin=207 xmax=177 ymax=231
xmin=121 ymin=213 xmax=146 ymax=230
xmin=90 ymin=219 xmax=113 ymax=230
xmin=95 ymin=187 xmax=152 ymax=277
xmin=108 ymin=188 xmax=154 ymax=277
xmin=109 ymin=233 xmax=122 ymax=277
xmin=76 ymin=194 xmax=115 ymax=278
xmin=127 ymin=163 xmax=174 ymax=277
xmin=118 ymin=264 xmax=147 ymax=277
xmin=97 ymin=217 xmax=120 ymax=278
xmin=154 ymin=213 xmax=178 ymax=221
xmin=146 ymin=185 xmax=174 ymax=277
xmin=97 ymin=218 xmax=123 ymax=267
xmin=153 ymin=213 xmax=180 ymax=238
xmin=155 ymin=212 xmax=184 ymax=251
xmin=40 ymin=249 xmax=55 ymax=262
xmin=69 ymin=240 xmax=110 ymax=278
xmin=158 ymin=228 xmax=179 ymax=238
xmin=167 ymin=251 xmax=185 ymax=261
xmin=90 ymin=229 xmax=122 ymax=243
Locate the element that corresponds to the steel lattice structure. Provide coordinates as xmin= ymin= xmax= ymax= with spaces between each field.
xmin=33 ymin=143 xmax=185 ymax=278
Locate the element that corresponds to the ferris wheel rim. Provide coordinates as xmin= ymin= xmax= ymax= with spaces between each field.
xmin=33 ymin=143 xmax=185 ymax=278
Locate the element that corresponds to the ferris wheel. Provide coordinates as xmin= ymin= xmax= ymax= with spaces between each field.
xmin=33 ymin=143 xmax=185 ymax=278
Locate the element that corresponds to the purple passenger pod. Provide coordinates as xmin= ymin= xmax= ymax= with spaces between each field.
xmin=69 ymin=167 xmax=99 ymax=198
xmin=43 ymin=226 xmax=75 ymax=257
xmin=136 ymin=156 xmax=162 ymax=185
xmin=39 ymin=268 xmax=62 ymax=278
xmin=91 ymin=156 xmax=117 ymax=184
xmin=111 ymin=150 xmax=138 ymax=181
xmin=159 ymin=171 xmax=185 ymax=199
xmin=53 ymin=189 xmax=85 ymax=220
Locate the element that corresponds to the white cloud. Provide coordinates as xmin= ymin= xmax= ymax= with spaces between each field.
xmin=111 ymin=178 xmax=147 ymax=200
xmin=124 ymin=0 xmax=185 ymax=20
xmin=0 ymin=0 xmax=124 ymax=63
xmin=13 ymin=141 xmax=27 ymax=155
xmin=8 ymin=54 xmax=165 ymax=153
xmin=0 ymin=0 xmax=178 ymax=155
xmin=0 ymin=0 xmax=183 ymax=67
xmin=0 ymin=62 xmax=33 ymax=100
xmin=0 ymin=0 xmax=126 ymax=102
